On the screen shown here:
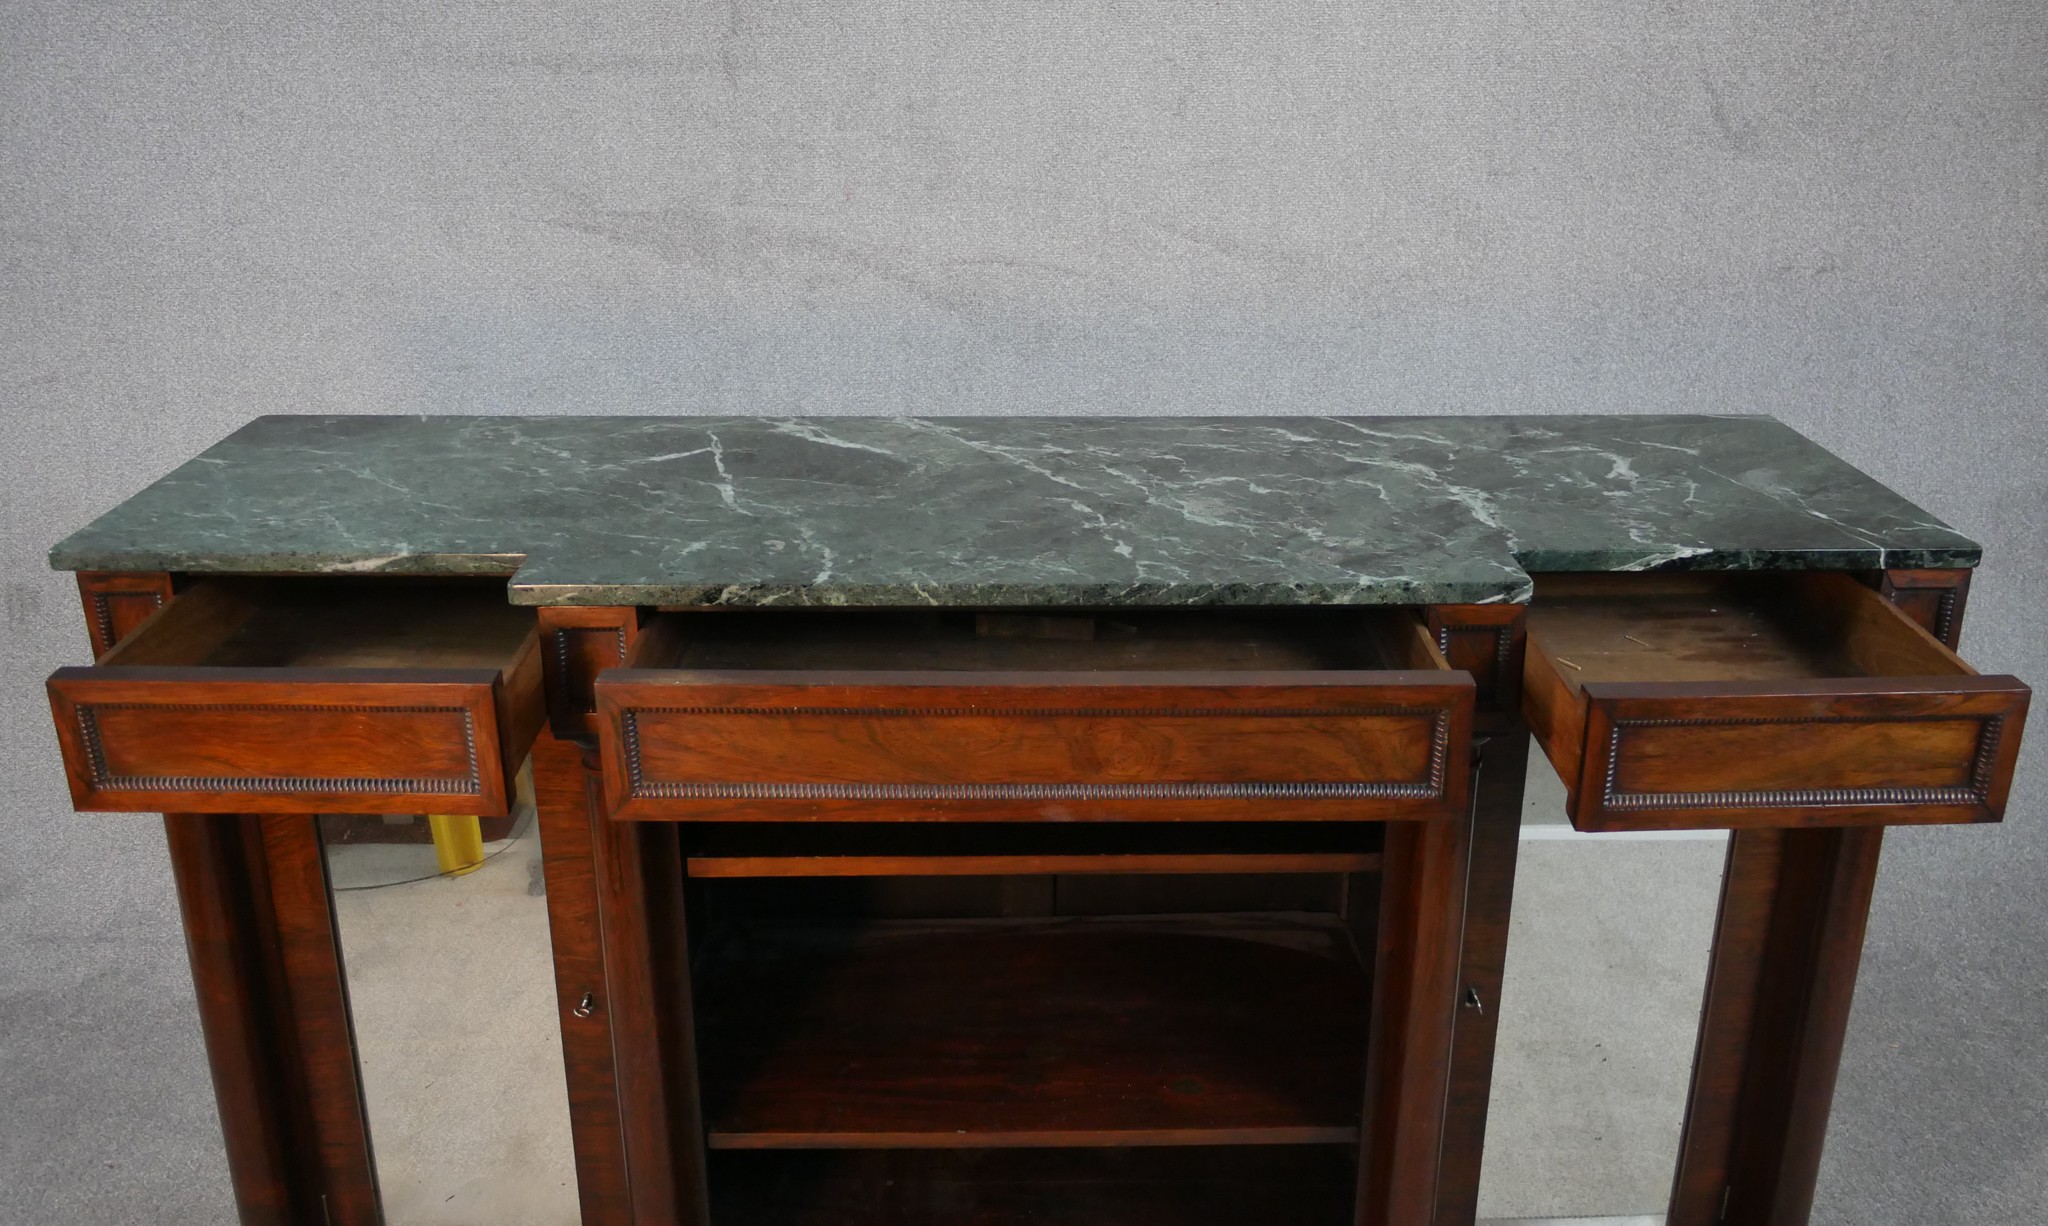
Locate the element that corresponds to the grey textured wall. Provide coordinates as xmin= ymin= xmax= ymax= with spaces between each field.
xmin=3 ymin=2 xmax=2043 ymax=1222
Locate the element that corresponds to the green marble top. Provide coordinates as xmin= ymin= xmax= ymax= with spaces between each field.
xmin=48 ymin=416 xmax=1977 ymax=607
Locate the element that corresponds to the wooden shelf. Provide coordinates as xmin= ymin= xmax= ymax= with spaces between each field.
xmin=708 ymin=1147 xmax=1357 ymax=1225
xmin=685 ymin=821 xmax=1384 ymax=879
xmin=696 ymin=912 xmax=1370 ymax=1150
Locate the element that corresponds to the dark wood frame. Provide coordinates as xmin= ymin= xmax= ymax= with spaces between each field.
xmin=69 ymin=566 xmax=2010 ymax=1226
xmin=165 ymin=810 xmax=381 ymax=1226
xmin=539 ymin=604 xmax=1501 ymax=1225
xmin=1665 ymin=567 xmax=1980 ymax=1225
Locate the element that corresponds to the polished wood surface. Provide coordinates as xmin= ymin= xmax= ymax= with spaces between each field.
xmin=529 ymin=734 xmax=632 ymax=1226
xmin=588 ymin=773 xmax=711 ymax=1225
xmin=165 ymin=814 xmax=379 ymax=1226
xmin=683 ymin=821 xmax=1384 ymax=881
xmin=539 ymin=605 xmax=648 ymax=738
xmin=1358 ymin=807 xmax=1472 ymax=1225
xmin=598 ymin=672 xmax=1471 ymax=824
xmin=1876 ymin=567 xmax=1972 ymax=650
xmin=1669 ymin=827 xmax=1884 ymax=1226
xmin=706 ymin=1146 xmax=1359 ymax=1225
xmin=1435 ymin=730 xmax=1530 ymax=1226
xmin=47 ymin=579 xmax=545 ymax=815
xmin=42 ymin=564 xmax=2017 ymax=1226
xmin=76 ymin=570 xmax=177 ymax=659
xmin=1523 ymin=572 xmax=2029 ymax=830
xmin=694 ymin=913 xmax=1370 ymax=1150
xmin=688 ymin=850 xmax=1383 ymax=878
xmin=1425 ymin=604 xmax=1526 ymax=722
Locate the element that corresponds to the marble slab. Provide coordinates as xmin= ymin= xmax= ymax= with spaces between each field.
xmin=48 ymin=415 xmax=1978 ymax=607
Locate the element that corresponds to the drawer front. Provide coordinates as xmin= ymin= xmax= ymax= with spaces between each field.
xmin=1569 ymin=679 xmax=2027 ymax=831
xmin=596 ymin=672 xmax=1472 ymax=822
xmin=48 ymin=669 xmax=523 ymax=815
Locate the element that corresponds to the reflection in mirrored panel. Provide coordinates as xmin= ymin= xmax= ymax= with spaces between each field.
xmin=322 ymin=760 xmax=580 ymax=1225
xmin=1478 ymin=756 xmax=1729 ymax=1221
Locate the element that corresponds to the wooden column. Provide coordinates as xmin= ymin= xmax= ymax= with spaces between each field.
xmin=1434 ymin=730 xmax=1531 ymax=1225
xmin=531 ymin=732 xmax=633 ymax=1225
xmin=1669 ymin=567 xmax=1970 ymax=1225
xmin=1357 ymin=801 xmax=1475 ymax=1224
xmin=165 ymin=814 xmax=381 ymax=1226
xmin=1668 ymin=827 xmax=1885 ymax=1226
xmin=582 ymin=746 xmax=712 ymax=1226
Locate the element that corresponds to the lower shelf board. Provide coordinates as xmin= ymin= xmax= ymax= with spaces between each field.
xmin=708 ymin=1146 xmax=1359 ymax=1226
xmin=695 ymin=911 xmax=1371 ymax=1149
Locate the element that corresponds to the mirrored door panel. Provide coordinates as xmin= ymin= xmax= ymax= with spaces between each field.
xmin=321 ymin=760 xmax=580 ymax=1225
xmin=1477 ymin=754 xmax=1729 ymax=1221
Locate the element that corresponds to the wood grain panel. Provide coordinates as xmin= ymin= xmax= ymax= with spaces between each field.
xmin=1522 ymin=572 xmax=2030 ymax=831
xmin=47 ymin=578 xmax=546 ymax=817
xmin=597 ymin=672 xmax=1471 ymax=823
xmin=49 ymin=670 xmax=514 ymax=814
xmin=528 ymin=734 xmax=631 ymax=1226
xmin=164 ymin=813 xmax=380 ymax=1226
xmin=256 ymin=815 xmax=381 ymax=1226
xmin=1434 ymin=730 xmax=1529 ymax=1226
xmin=588 ymin=771 xmax=711 ymax=1225
xmin=1357 ymin=808 xmax=1472 ymax=1225
xmin=1577 ymin=680 xmax=2025 ymax=830
xmin=1668 ymin=827 xmax=1884 ymax=1226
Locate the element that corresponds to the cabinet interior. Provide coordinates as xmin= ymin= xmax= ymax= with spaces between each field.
xmin=657 ymin=605 xmax=1404 ymax=1221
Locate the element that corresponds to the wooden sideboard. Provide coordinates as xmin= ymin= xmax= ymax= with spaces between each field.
xmin=40 ymin=416 xmax=2031 ymax=1225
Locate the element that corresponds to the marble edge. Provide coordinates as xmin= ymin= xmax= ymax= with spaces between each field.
xmin=45 ymin=547 xmax=528 ymax=578
xmin=502 ymin=577 xmax=1537 ymax=609
xmin=44 ymin=543 xmax=1984 ymax=607
xmin=1511 ymin=544 xmax=1982 ymax=574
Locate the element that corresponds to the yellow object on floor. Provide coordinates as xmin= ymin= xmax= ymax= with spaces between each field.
xmin=427 ymin=814 xmax=485 ymax=876
xmin=424 ymin=759 xmax=532 ymax=879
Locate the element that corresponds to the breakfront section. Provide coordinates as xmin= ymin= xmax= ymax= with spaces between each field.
xmin=37 ymin=415 xmax=2031 ymax=1226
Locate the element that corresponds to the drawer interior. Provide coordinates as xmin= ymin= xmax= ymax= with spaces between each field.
xmin=1525 ymin=571 xmax=1967 ymax=687
xmin=50 ymin=577 xmax=545 ymax=815
xmin=102 ymin=578 xmax=537 ymax=671
xmin=1522 ymin=572 xmax=2027 ymax=831
xmin=629 ymin=606 xmax=1444 ymax=673
xmin=594 ymin=608 xmax=1466 ymax=824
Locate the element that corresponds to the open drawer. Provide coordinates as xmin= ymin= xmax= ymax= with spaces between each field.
xmin=593 ymin=608 xmax=1473 ymax=823
xmin=1523 ymin=573 xmax=2029 ymax=832
xmin=47 ymin=579 xmax=544 ymax=815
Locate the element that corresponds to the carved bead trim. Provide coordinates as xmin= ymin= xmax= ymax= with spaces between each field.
xmin=1934 ymin=587 xmax=1960 ymax=645
xmin=75 ymin=704 xmax=482 ymax=796
xmin=88 ymin=589 xmax=165 ymax=655
xmin=553 ymin=625 xmax=630 ymax=714
xmin=619 ymin=706 xmax=1452 ymax=803
xmin=1600 ymin=713 xmax=2004 ymax=812
xmin=1434 ymin=624 xmax=1515 ymax=678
